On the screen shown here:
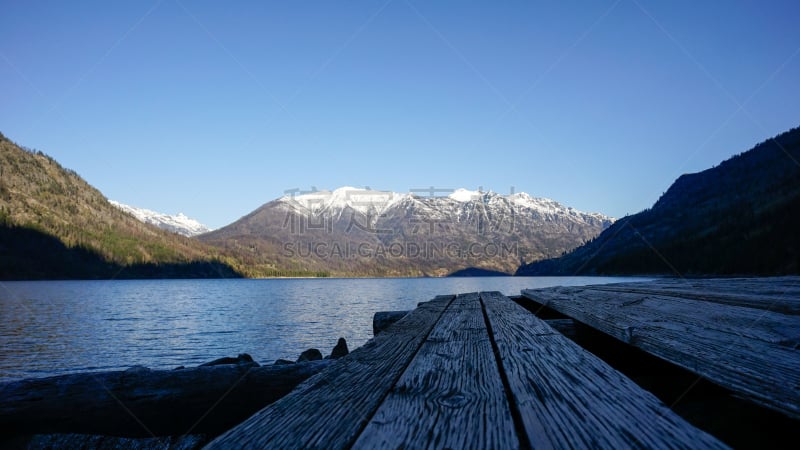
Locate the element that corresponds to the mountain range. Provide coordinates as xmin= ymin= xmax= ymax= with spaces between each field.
xmin=199 ymin=187 xmax=612 ymax=276
xmin=4 ymin=122 xmax=799 ymax=279
xmin=109 ymin=201 xmax=212 ymax=237
xmin=1 ymin=128 xmax=611 ymax=278
xmin=517 ymin=126 xmax=800 ymax=276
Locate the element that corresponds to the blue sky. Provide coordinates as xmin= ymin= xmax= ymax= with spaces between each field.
xmin=1 ymin=1 xmax=799 ymax=229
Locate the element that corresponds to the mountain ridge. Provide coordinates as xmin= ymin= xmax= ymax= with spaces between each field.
xmin=200 ymin=186 xmax=613 ymax=276
xmin=109 ymin=200 xmax=212 ymax=237
xmin=516 ymin=125 xmax=800 ymax=276
xmin=277 ymin=187 xmax=612 ymax=225
xmin=0 ymin=132 xmax=241 ymax=279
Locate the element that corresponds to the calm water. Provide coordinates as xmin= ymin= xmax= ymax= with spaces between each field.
xmin=0 ymin=277 xmax=648 ymax=382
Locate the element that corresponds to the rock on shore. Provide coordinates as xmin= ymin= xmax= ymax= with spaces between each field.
xmin=0 ymin=339 xmax=353 ymax=449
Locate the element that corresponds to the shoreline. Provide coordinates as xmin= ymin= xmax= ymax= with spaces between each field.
xmin=0 ymin=340 xmax=352 ymax=448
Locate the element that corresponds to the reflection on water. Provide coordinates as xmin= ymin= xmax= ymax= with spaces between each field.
xmin=0 ymin=276 xmax=648 ymax=381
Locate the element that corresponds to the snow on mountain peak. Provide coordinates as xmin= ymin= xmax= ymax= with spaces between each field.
xmin=276 ymin=186 xmax=613 ymax=225
xmin=508 ymin=192 xmax=557 ymax=209
xmin=280 ymin=187 xmax=409 ymax=216
xmin=448 ymin=188 xmax=482 ymax=202
xmin=109 ymin=200 xmax=212 ymax=237
xmin=507 ymin=192 xmax=615 ymax=222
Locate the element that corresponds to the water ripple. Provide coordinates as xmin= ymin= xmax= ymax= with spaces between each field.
xmin=0 ymin=277 xmax=648 ymax=381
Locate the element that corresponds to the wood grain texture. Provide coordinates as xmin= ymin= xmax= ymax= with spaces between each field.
xmin=522 ymin=279 xmax=800 ymax=419
xmin=590 ymin=277 xmax=800 ymax=315
xmin=353 ymin=293 xmax=518 ymax=450
xmin=372 ymin=310 xmax=410 ymax=335
xmin=481 ymin=291 xmax=727 ymax=449
xmin=205 ymin=295 xmax=454 ymax=449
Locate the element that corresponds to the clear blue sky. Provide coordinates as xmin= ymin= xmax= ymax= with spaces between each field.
xmin=2 ymin=1 xmax=799 ymax=229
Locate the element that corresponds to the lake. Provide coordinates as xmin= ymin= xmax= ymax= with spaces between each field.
xmin=0 ymin=276 xmax=649 ymax=382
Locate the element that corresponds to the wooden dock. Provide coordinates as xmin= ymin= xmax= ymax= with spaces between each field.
xmin=521 ymin=277 xmax=800 ymax=421
xmin=207 ymin=291 xmax=727 ymax=449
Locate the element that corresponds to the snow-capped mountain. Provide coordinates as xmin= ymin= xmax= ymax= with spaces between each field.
xmin=281 ymin=186 xmax=408 ymax=217
xmin=278 ymin=187 xmax=612 ymax=228
xmin=109 ymin=200 xmax=212 ymax=237
xmin=200 ymin=187 xmax=613 ymax=276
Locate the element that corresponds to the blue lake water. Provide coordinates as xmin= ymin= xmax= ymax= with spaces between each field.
xmin=0 ymin=276 xmax=649 ymax=382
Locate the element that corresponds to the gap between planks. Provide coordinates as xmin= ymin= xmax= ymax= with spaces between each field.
xmin=479 ymin=292 xmax=534 ymax=450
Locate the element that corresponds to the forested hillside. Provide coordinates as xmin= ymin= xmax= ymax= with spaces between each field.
xmin=517 ymin=126 xmax=800 ymax=276
xmin=0 ymin=132 xmax=240 ymax=279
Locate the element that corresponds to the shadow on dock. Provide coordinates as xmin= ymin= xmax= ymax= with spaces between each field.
xmin=512 ymin=294 xmax=800 ymax=449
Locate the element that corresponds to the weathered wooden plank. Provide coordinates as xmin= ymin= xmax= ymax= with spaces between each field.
xmin=481 ymin=291 xmax=727 ymax=449
xmin=544 ymin=319 xmax=578 ymax=339
xmin=372 ymin=310 xmax=409 ymax=335
xmin=353 ymin=293 xmax=518 ymax=449
xmin=205 ymin=295 xmax=455 ymax=449
xmin=521 ymin=284 xmax=800 ymax=420
xmin=590 ymin=277 xmax=800 ymax=315
xmin=528 ymin=286 xmax=799 ymax=345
